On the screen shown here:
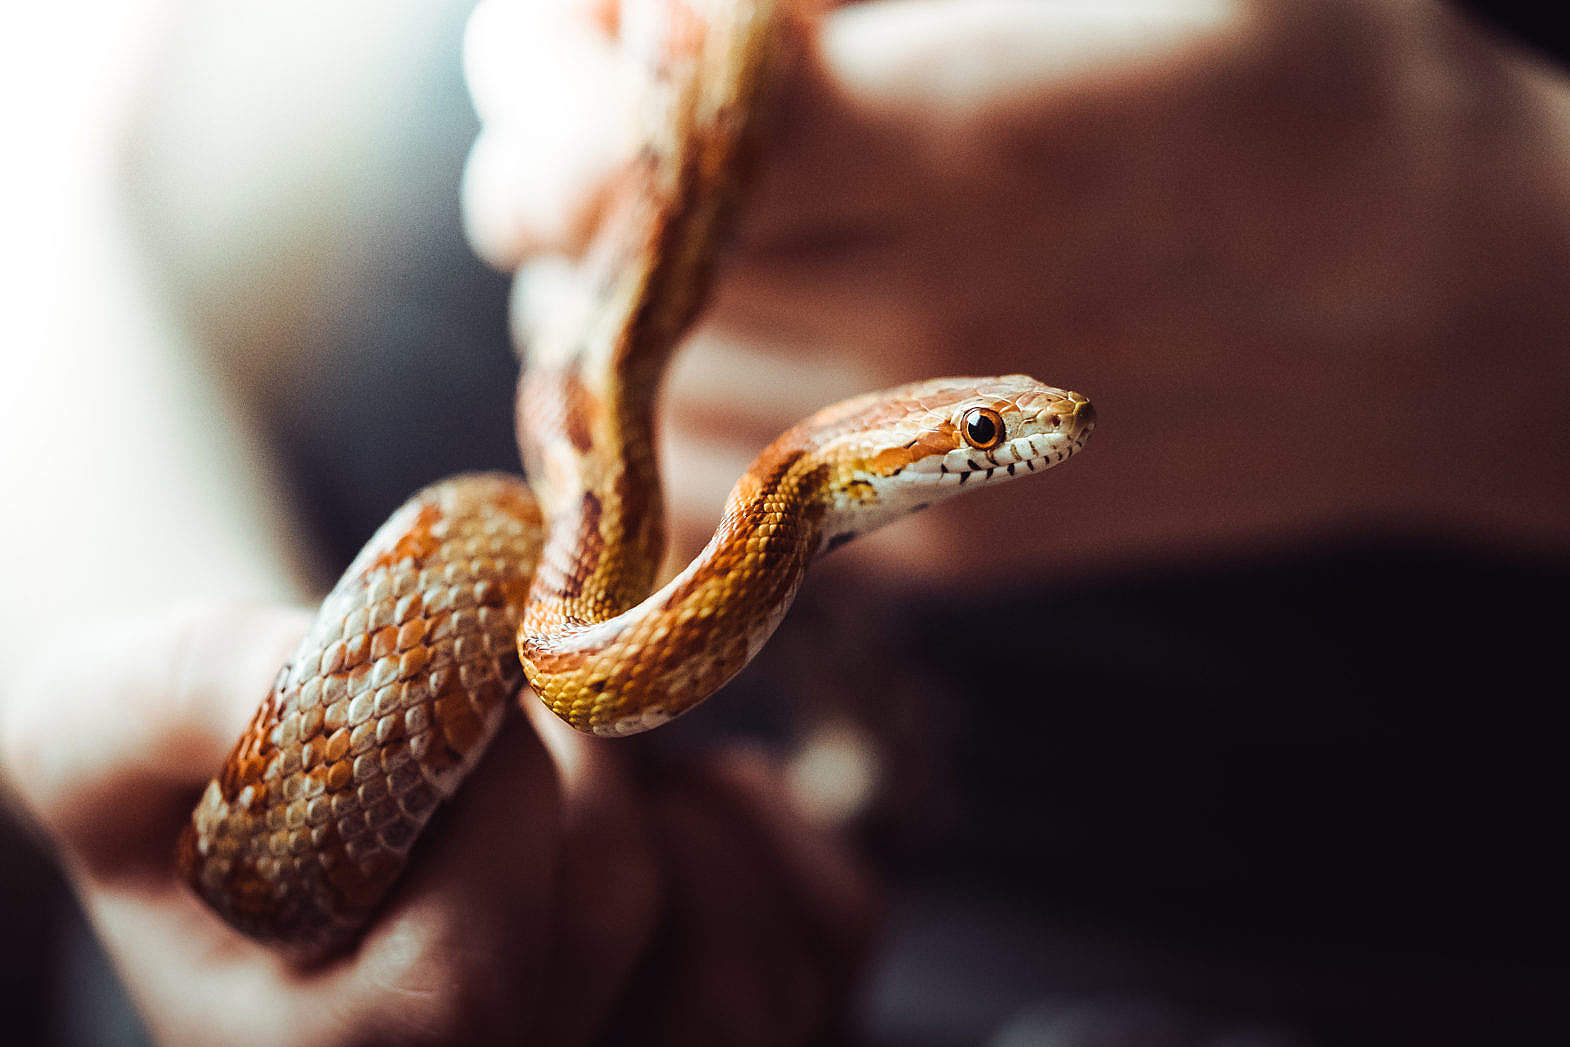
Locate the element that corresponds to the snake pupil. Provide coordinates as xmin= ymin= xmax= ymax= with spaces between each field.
xmin=962 ymin=408 xmax=1002 ymax=449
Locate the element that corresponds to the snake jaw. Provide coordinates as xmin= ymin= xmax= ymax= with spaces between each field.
xmin=900 ymin=390 xmax=1095 ymax=485
xmin=933 ymin=425 xmax=1095 ymax=485
xmin=811 ymin=380 xmax=1095 ymax=554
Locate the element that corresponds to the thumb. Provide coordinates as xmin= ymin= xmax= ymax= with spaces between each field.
xmin=1 ymin=601 xmax=309 ymax=882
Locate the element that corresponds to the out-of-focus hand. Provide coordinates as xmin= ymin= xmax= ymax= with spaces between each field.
xmin=0 ymin=604 xmax=874 ymax=1047
xmin=463 ymin=0 xmax=1570 ymax=583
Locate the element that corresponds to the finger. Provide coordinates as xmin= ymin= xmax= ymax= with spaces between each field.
xmin=818 ymin=0 xmax=1242 ymax=117
xmin=612 ymin=767 xmax=828 ymax=1047
xmin=84 ymin=711 xmax=567 ymax=1047
xmin=462 ymin=0 xmax=639 ymax=267
xmin=0 ymin=601 xmax=310 ymax=879
xmin=698 ymin=746 xmax=879 ymax=970
xmin=519 ymin=701 xmax=664 ymax=1047
xmin=338 ymin=711 xmax=566 ymax=1043
xmin=730 ymin=0 xmax=1246 ymax=267
xmin=464 ymin=0 xmax=625 ymax=126
xmin=659 ymin=744 xmax=877 ymax=1042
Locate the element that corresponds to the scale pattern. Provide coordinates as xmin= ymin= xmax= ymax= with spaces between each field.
xmin=520 ymin=380 xmax=1096 ymax=736
xmin=176 ymin=1 xmax=1098 ymax=958
xmin=177 ymin=0 xmax=800 ymax=958
xmin=179 ymin=475 xmax=542 ymax=954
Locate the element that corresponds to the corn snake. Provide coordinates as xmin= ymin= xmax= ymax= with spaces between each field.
xmin=178 ymin=0 xmax=1095 ymax=958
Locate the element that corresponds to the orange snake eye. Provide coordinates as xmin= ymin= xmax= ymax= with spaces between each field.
xmin=960 ymin=407 xmax=1005 ymax=450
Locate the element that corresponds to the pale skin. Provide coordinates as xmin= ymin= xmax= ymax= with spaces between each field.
xmin=471 ymin=0 xmax=1570 ymax=582
xmin=3 ymin=603 xmax=873 ymax=1046
xmin=4 ymin=0 xmax=1570 ymax=1044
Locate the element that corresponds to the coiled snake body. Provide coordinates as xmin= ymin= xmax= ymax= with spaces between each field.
xmin=179 ymin=0 xmax=1095 ymax=958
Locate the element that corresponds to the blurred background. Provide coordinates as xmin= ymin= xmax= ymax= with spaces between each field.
xmin=3 ymin=0 xmax=1568 ymax=1044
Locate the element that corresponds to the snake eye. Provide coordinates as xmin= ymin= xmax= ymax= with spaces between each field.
xmin=960 ymin=407 xmax=1004 ymax=450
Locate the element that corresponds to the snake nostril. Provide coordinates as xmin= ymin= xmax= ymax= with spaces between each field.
xmin=1047 ymin=414 xmax=1061 ymax=429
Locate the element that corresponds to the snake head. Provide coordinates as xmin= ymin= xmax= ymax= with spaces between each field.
xmin=810 ymin=374 xmax=1096 ymax=548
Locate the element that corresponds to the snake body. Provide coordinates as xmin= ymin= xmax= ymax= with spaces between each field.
xmin=179 ymin=0 xmax=1095 ymax=957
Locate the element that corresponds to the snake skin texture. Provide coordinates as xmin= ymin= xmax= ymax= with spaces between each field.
xmin=178 ymin=0 xmax=1097 ymax=957
xmin=180 ymin=0 xmax=808 ymax=958
xmin=520 ymin=379 xmax=1097 ymax=735
xmin=180 ymin=476 xmax=542 ymax=955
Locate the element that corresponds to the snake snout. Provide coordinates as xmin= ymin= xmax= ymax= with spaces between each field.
xmin=1071 ymin=397 xmax=1096 ymax=433
xmin=1038 ymin=392 xmax=1094 ymax=439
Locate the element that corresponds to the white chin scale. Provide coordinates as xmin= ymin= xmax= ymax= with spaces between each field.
xmin=911 ymin=432 xmax=1079 ymax=486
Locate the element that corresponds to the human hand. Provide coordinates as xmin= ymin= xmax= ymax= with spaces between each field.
xmin=0 ymin=604 xmax=874 ymax=1046
xmin=463 ymin=0 xmax=1570 ymax=582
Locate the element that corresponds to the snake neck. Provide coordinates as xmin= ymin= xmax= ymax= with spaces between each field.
xmin=513 ymin=0 xmax=808 ymax=734
xmin=517 ymin=360 xmax=667 ymax=633
xmin=520 ymin=438 xmax=830 ymax=735
xmin=517 ymin=0 xmax=796 ymax=643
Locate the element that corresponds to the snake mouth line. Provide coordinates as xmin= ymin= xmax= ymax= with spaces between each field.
xmin=938 ymin=431 xmax=1093 ymax=486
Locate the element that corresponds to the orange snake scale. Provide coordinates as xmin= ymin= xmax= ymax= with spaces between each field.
xmin=177 ymin=0 xmax=1096 ymax=958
